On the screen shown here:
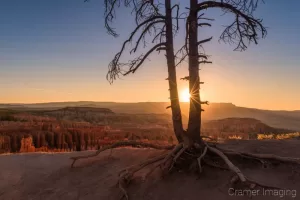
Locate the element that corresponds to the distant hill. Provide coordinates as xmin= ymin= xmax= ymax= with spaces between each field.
xmin=201 ymin=103 xmax=300 ymax=131
xmin=48 ymin=106 xmax=114 ymax=114
xmin=1 ymin=101 xmax=300 ymax=131
xmin=31 ymin=106 xmax=172 ymax=126
xmin=202 ymin=118 xmax=293 ymax=134
xmin=0 ymin=104 xmax=26 ymax=109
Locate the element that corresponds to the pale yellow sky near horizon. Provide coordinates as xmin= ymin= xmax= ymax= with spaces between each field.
xmin=1 ymin=59 xmax=299 ymax=111
xmin=1 ymin=68 xmax=299 ymax=111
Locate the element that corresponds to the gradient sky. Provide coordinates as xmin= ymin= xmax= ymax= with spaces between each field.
xmin=1 ymin=0 xmax=299 ymax=110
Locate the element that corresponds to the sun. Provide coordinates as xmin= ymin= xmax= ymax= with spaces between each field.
xmin=180 ymin=88 xmax=190 ymax=102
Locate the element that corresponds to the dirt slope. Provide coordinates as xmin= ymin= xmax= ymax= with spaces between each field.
xmin=1 ymin=140 xmax=300 ymax=200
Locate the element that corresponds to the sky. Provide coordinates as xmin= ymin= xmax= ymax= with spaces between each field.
xmin=0 ymin=0 xmax=300 ymax=110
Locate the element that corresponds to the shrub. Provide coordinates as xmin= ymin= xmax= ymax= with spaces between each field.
xmin=0 ymin=114 xmax=17 ymax=121
xmin=257 ymin=132 xmax=300 ymax=140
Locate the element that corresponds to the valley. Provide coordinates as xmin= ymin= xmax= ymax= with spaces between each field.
xmin=0 ymin=102 xmax=298 ymax=154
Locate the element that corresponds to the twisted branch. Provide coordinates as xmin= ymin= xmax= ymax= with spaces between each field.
xmin=196 ymin=1 xmax=266 ymax=51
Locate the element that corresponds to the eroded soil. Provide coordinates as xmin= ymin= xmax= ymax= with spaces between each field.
xmin=1 ymin=139 xmax=300 ymax=200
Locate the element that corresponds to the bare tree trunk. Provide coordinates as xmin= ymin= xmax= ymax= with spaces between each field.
xmin=187 ymin=0 xmax=202 ymax=143
xmin=165 ymin=0 xmax=184 ymax=143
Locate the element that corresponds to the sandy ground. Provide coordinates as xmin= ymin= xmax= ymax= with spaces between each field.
xmin=1 ymin=140 xmax=300 ymax=200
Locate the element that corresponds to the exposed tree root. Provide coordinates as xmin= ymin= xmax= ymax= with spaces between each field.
xmin=118 ymin=153 xmax=168 ymax=199
xmin=117 ymin=144 xmax=184 ymax=200
xmin=219 ymin=147 xmax=300 ymax=164
xmin=202 ymin=144 xmax=290 ymax=190
xmin=70 ymin=140 xmax=174 ymax=168
xmin=169 ymin=145 xmax=188 ymax=171
xmin=69 ymin=140 xmax=300 ymax=200
xmin=197 ymin=146 xmax=207 ymax=173
xmin=206 ymin=145 xmax=246 ymax=182
xmin=202 ymin=145 xmax=284 ymax=192
xmin=144 ymin=143 xmax=184 ymax=180
xmin=202 ymin=158 xmax=229 ymax=171
xmin=118 ymin=152 xmax=168 ymax=177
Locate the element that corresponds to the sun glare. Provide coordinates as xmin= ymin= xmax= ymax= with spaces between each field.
xmin=180 ymin=88 xmax=190 ymax=102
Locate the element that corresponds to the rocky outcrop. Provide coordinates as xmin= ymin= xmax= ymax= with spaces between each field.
xmin=41 ymin=107 xmax=115 ymax=121
xmin=0 ymin=114 xmax=108 ymax=153
xmin=19 ymin=136 xmax=35 ymax=153
xmin=0 ymin=136 xmax=11 ymax=153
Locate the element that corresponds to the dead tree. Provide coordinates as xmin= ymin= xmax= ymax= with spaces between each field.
xmin=181 ymin=0 xmax=267 ymax=144
xmin=71 ymin=1 xmax=300 ymax=199
xmin=103 ymin=0 xmax=185 ymax=143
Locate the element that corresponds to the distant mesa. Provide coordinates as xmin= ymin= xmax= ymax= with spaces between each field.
xmin=59 ymin=106 xmax=114 ymax=114
xmin=0 ymin=104 xmax=25 ymax=108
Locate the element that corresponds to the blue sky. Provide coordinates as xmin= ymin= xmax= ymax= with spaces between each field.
xmin=0 ymin=0 xmax=300 ymax=110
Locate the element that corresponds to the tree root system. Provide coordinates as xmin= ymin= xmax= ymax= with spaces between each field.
xmin=70 ymin=140 xmax=300 ymax=200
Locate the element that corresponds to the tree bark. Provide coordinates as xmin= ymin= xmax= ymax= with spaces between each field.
xmin=165 ymin=0 xmax=184 ymax=143
xmin=187 ymin=0 xmax=202 ymax=143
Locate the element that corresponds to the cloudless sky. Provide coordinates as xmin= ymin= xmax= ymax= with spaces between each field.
xmin=1 ymin=0 xmax=299 ymax=110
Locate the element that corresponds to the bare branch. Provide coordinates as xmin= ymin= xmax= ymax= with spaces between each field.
xmin=196 ymin=1 xmax=267 ymax=51
xmin=185 ymin=16 xmax=190 ymax=54
xmin=198 ymin=23 xmax=212 ymax=27
xmin=174 ymin=43 xmax=188 ymax=67
xmin=107 ymin=42 xmax=166 ymax=83
xmin=104 ymin=0 xmax=164 ymax=36
xmin=157 ymin=47 xmax=167 ymax=51
xmin=180 ymin=76 xmax=189 ymax=81
xmin=134 ymin=0 xmax=163 ymax=25
xmin=197 ymin=37 xmax=213 ymax=45
xmin=105 ymin=14 xmax=166 ymax=84
xmin=200 ymin=101 xmax=209 ymax=105
xmin=104 ymin=0 xmax=119 ymax=37
xmin=175 ymin=53 xmax=188 ymax=67
xmin=172 ymin=4 xmax=180 ymax=31
xmin=198 ymin=16 xmax=215 ymax=21
xmin=199 ymin=61 xmax=212 ymax=64
xmin=131 ymin=19 xmax=165 ymax=53
xmin=152 ymin=25 xmax=166 ymax=43
xmin=198 ymin=54 xmax=208 ymax=60
xmin=123 ymin=42 xmax=166 ymax=75
xmin=221 ymin=0 xmax=264 ymax=15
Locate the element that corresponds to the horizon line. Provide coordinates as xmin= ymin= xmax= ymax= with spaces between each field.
xmin=0 ymin=101 xmax=299 ymax=112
